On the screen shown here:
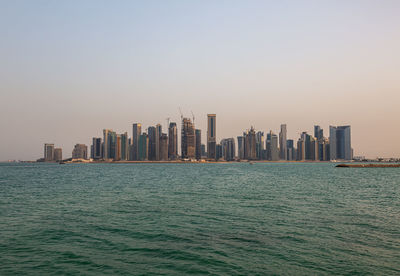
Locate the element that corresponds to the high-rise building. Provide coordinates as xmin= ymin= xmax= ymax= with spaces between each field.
xmin=138 ymin=133 xmax=149 ymax=161
xmin=160 ymin=133 xmax=169 ymax=161
xmin=155 ymin=124 xmax=162 ymax=160
xmin=168 ymin=122 xmax=178 ymax=160
xmin=279 ymin=124 xmax=287 ymax=160
xmin=267 ymin=131 xmax=279 ymax=161
xmin=314 ymin=125 xmax=324 ymax=141
xmin=103 ymin=129 xmax=110 ymax=159
xmin=300 ymin=132 xmax=315 ymax=161
xmin=221 ymin=138 xmax=235 ymax=161
xmin=256 ymin=131 xmax=264 ymax=160
xmin=195 ymin=129 xmax=202 ymax=160
xmin=147 ymin=126 xmax=156 ymax=160
xmin=207 ymin=114 xmax=216 ymax=160
xmin=132 ymin=123 xmax=141 ymax=160
xmin=181 ymin=118 xmax=196 ymax=159
xmin=115 ymin=134 xmax=121 ymax=161
xmin=329 ymin=126 xmax=351 ymax=160
xmin=72 ymin=144 xmax=88 ymax=159
xmin=44 ymin=143 xmax=54 ymax=161
xmin=201 ymin=144 xmax=206 ymax=158
xmin=310 ymin=137 xmax=319 ymax=161
xmin=287 ymin=139 xmax=295 ymax=161
xmin=121 ymin=132 xmax=129 ymax=161
xmin=297 ymin=138 xmax=305 ymax=161
xmin=237 ymin=136 xmax=244 ymax=160
xmin=91 ymin=138 xmax=102 ymax=160
xmin=216 ymin=144 xmax=222 ymax=160
xmin=103 ymin=129 xmax=116 ymax=160
xmin=318 ymin=138 xmax=330 ymax=161
xmin=244 ymin=127 xmax=257 ymax=160
xmin=54 ymin=148 xmax=62 ymax=161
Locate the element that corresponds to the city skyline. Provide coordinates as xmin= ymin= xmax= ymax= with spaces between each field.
xmin=38 ymin=113 xmax=355 ymax=162
xmin=1 ymin=1 xmax=400 ymax=160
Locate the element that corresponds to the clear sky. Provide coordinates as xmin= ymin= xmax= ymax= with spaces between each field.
xmin=1 ymin=0 xmax=399 ymax=160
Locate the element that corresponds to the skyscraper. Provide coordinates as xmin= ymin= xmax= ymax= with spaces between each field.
xmin=244 ymin=127 xmax=257 ymax=160
xmin=279 ymin=124 xmax=287 ymax=160
xmin=72 ymin=144 xmax=88 ymax=159
xmin=207 ymin=114 xmax=216 ymax=160
xmin=115 ymin=134 xmax=121 ymax=161
xmin=155 ymin=124 xmax=162 ymax=160
xmin=168 ymin=122 xmax=178 ymax=160
xmin=237 ymin=136 xmax=244 ymax=160
xmin=121 ymin=132 xmax=129 ymax=161
xmin=103 ymin=129 xmax=110 ymax=159
xmin=132 ymin=123 xmax=141 ymax=161
xmin=267 ymin=131 xmax=279 ymax=161
xmin=195 ymin=129 xmax=202 ymax=160
xmin=181 ymin=118 xmax=196 ymax=159
xmin=221 ymin=138 xmax=235 ymax=161
xmin=216 ymin=144 xmax=222 ymax=160
xmin=314 ymin=125 xmax=323 ymax=141
xmin=44 ymin=143 xmax=54 ymax=161
xmin=91 ymin=137 xmax=102 ymax=160
xmin=54 ymin=148 xmax=62 ymax=161
xmin=329 ymin=126 xmax=351 ymax=160
xmin=201 ymin=144 xmax=206 ymax=158
xmin=138 ymin=133 xmax=149 ymax=161
xmin=147 ymin=126 xmax=156 ymax=160
xmin=103 ymin=129 xmax=116 ymax=160
xmin=160 ymin=133 xmax=169 ymax=161
xmin=256 ymin=131 xmax=264 ymax=160
xmin=287 ymin=139 xmax=295 ymax=161
xmin=297 ymin=138 xmax=305 ymax=161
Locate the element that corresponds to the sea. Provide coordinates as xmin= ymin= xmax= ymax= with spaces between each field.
xmin=0 ymin=162 xmax=399 ymax=275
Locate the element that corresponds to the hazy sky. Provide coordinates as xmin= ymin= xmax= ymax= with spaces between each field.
xmin=1 ymin=0 xmax=399 ymax=160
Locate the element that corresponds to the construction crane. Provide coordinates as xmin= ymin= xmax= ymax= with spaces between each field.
xmin=179 ymin=107 xmax=183 ymax=121
xmin=191 ymin=110 xmax=195 ymax=124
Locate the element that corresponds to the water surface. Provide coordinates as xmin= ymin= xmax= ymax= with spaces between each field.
xmin=1 ymin=163 xmax=399 ymax=275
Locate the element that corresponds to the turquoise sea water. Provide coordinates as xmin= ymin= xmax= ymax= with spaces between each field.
xmin=0 ymin=162 xmax=399 ymax=275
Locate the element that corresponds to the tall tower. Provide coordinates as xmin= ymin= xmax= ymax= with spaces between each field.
xmin=330 ymin=125 xmax=351 ymax=160
xmin=121 ymin=132 xmax=129 ymax=161
xmin=181 ymin=118 xmax=195 ymax=159
xmin=91 ymin=138 xmax=102 ymax=160
xmin=168 ymin=122 xmax=178 ymax=160
xmin=44 ymin=143 xmax=54 ymax=161
xmin=132 ymin=123 xmax=141 ymax=160
xmin=155 ymin=124 xmax=162 ymax=160
xmin=279 ymin=124 xmax=287 ymax=160
xmin=207 ymin=114 xmax=216 ymax=160
xmin=195 ymin=129 xmax=201 ymax=160
xmin=147 ymin=126 xmax=156 ymax=160
xmin=103 ymin=129 xmax=114 ymax=160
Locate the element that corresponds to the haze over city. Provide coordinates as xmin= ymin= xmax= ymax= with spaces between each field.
xmin=1 ymin=0 xmax=399 ymax=160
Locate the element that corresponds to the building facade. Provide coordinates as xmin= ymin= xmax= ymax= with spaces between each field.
xmin=329 ymin=125 xmax=351 ymax=160
xmin=91 ymin=137 xmax=102 ymax=160
xmin=207 ymin=114 xmax=216 ymax=160
xmin=195 ymin=129 xmax=202 ymax=160
xmin=279 ymin=124 xmax=287 ymax=160
xmin=168 ymin=122 xmax=178 ymax=160
xmin=181 ymin=118 xmax=196 ymax=159
xmin=132 ymin=123 xmax=141 ymax=161
xmin=72 ymin=144 xmax=88 ymax=159
xmin=54 ymin=148 xmax=62 ymax=161
xmin=44 ymin=143 xmax=54 ymax=161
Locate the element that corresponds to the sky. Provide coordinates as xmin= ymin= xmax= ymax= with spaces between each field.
xmin=0 ymin=0 xmax=399 ymax=160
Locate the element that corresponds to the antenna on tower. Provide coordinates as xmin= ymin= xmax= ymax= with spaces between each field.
xmin=191 ymin=110 xmax=195 ymax=124
xmin=166 ymin=117 xmax=170 ymax=127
